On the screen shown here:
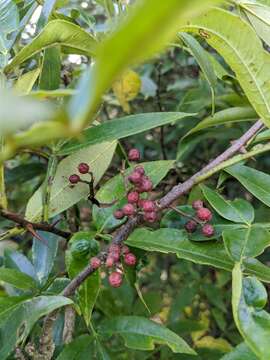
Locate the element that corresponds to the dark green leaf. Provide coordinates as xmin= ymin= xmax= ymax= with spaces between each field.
xmin=226 ymin=164 xmax=270 ymax=208
xmin=0 ymin=296 xmax=30 ymax=316
xmin=0 ymin=268 xmax=37 ymax=290
xmin=32 ymin=231 xmax=59 ymax=286
xmin=180 ymin=32 xmax=216 ymax=113
xmin=185 ymin=107 xmax=257 ymax=137
xmin=4 ymin=249 xmax=36 ymax=279
xmin=56 ymin=334 xmax=95 ymax=360
xmin=58 ymin=112 xmax=193 ymax=155
xmin=232 ymin=263 xmax=270 ymax=359
xmin=201 ymin=185 xmax=254 ymax=224
xmin=221 ymin=342 xmax=258 ymax=360
xmin=39 ymin=46 xmax=61 ymax=90
xmin=98 ymin=316 xmax=196 ymax=354
xmin=223 ymin=225 xmax=270 ymax=261
xmin=126 ymin=228 xmax=270 ymax=282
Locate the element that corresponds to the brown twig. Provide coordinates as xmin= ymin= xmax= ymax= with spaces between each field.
xmin=62 ymin=305 xmax=76 ymax=344
xmin=0 ymin=209 xmax=71 ymax=240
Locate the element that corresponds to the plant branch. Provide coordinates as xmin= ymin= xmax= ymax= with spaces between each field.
xmin=61 ymin=119 xmax=264 ymax=298
xmin=159 ymin=120 xmax=264 ymax=208
xmin=0 ymin=209 xmax=71 ymax=240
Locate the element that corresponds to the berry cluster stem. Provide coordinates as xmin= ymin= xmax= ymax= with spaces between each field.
xmin=169 ymin=205 xmax=202 ymax=224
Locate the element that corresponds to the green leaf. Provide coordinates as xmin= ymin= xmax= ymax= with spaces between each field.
xmin=56 ymin=335 xmax=95 ymax=360
xmin=223 ymin=225 xmax=270 ymax=262
xmin=5 ymin=20 xmax=97 ymax=73
xmin=225 ymin=164 xmax=270 ymax=207
xmin=32 ymin=231 xmax=59 ymax=286
xmin=185 ymin=106 xmax=257 ymax=137
xmin=253 ymin=128 xmax=270 ymax=143
xmin=201 ymin=185 xmax=254 ymax=224
xmin=0 ymin=295 xmax=72 ymax=360
xmin=181 ymin=7 xmax=270 ymax=128
xmin=0 ymin=296 xmax=30 ymax=316
xmin=4 ymin=249 xmax=36 ymax=279
xmin=126 ymin=228 xmax=270 ymax=282
xmin=0 ymin=268 xmax=37 ymax=290
xmin=221 ymin=342 xmax=258 ymax=360
xmin=232 ymin=263 xmax=270 ymax=360
xmin=180 ymin=32 xmax=217 ymax=114
xmin=25 ymin=141 xmax=117 ymax=221
xmin=66 ymin=232 xmax=100 ymax=326
xmin=0 ymin=0 xmax=19 ymax=57
xmin=98 ymin=316 xmax=196 ymax=354
xmin=39 ymin=46 xmax=61 ymax=90
xmin=14 ymin=68 xmax=41 ymax=95
xmin=239 ymin=1 xmax=270 ymax=48
xmin=58 ymin=112 xmax=193 ymax=155
xmin=67 ymin=0 xmax=219 ymax=130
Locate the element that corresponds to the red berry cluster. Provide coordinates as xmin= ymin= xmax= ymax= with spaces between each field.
xmin=184 ymin=200 xmax=214 ymax=238
xmin=89 ymin=244 xmax=137 ymax=288
xmin=68 ymin=162 xmax=90 ymax=184
xmin=113 ymin=149 xmax=158 ymax=223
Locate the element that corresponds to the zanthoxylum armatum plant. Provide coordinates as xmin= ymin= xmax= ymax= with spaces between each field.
xmin=1 ymin=0 xmax=270 ymax=359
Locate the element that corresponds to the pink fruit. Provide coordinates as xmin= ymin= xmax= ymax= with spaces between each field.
xmin=202 ymin=224 xmax=214 ymax=237
xmin=122 ymin=204 xmax=135 ymax=216
xmin=185 ymin=220 xmax=197 ymax=233
xmin=114 ymin=209 xmax=124 ymax=219
xmin=90 ymin=257 xmax=101 ymax=269
xmin=142 ymin=200 xmax=156 ymax=212
xmin=127 ymin=191 xmax=139 ymax=204
xmin=128 ymin=148 xmax=140 ymax=161
xmin=69 ymin=174 xmax=80 ymax=184
xmin=128 ymin=171 xmax=142 ymax=185
xmin=78 ymin=162 xmax=90 ymax=174
xmin=197 ymin=207 xmax=212 ymax=222
xmin=109 ymin=271 xmax=123 ymax=288
xmin=140 ymin=177 xmax=153 ymax=193
xmin=124 ymin=253 xmax=137 ymax=266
